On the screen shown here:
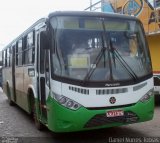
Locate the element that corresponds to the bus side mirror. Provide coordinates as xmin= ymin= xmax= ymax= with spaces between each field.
xmin=40 ymin=31 xmax=50 ymax=50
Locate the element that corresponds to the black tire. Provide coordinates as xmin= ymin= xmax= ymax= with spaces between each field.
xmin=7 ymin=85 xmax=14 ymax=106
xmin=155 ymin=94 xmax=160 ymax=106
xmin=33 ymin=102 xmax=44 ymax=130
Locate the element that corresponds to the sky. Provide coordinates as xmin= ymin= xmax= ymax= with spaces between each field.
xmin=0 ymin=0 xmax=93 ymax=50
xmin=0 ymin=0 xmax=154 ymax=51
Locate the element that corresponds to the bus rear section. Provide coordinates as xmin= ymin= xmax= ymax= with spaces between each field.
xmin=2 ymin=11 xmax=154 ymax=133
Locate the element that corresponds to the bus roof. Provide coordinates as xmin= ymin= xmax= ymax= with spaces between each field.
xmin=48 ymin=11 xmax=138 ymax=21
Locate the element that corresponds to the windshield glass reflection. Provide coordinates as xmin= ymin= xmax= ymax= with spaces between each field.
xmin=50 ymin=16 xmax=152 ymax=82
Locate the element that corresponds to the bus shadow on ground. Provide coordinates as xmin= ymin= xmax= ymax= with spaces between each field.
xmin=154 ymin=94 xmax=160 ymax=106
xmin=51 ymin=126 xmax=146 ymax=143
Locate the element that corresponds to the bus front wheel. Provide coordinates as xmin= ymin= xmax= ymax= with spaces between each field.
xmin=33 ymin=103 xmax=44 ymax=130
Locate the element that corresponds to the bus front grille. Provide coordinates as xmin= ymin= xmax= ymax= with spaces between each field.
xmin=96 ymin=88 xmax=128 ymax=95
xmin=69 ymin=86 xmax=89 ymax=95
xmin=84 ymin=111 xmax=139 ymax=128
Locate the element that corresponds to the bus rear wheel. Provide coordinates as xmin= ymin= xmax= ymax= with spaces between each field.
xmin=7 ymin=85 xmax=14 ymax=106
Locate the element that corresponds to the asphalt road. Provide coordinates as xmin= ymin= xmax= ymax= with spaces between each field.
xmin=0 ymin=88 xmax=160 ymax=143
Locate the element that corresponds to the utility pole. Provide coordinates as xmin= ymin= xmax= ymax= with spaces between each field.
xmin=90 ymin=0 xmax=92 ymax=11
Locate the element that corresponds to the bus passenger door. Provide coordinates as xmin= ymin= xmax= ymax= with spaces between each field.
xmin=37 ymin=32 xmax=47 ymax=123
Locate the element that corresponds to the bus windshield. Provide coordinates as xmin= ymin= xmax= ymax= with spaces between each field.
xmin=50 ymin=16 xmax=152 ymax=82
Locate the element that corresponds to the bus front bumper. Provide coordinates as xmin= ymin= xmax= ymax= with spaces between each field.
xmin=46 ymin=96 xmax=154 ymax=133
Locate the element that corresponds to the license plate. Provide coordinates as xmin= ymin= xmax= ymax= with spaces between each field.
xmin=106 ymin=110 xmax=124 ymax=117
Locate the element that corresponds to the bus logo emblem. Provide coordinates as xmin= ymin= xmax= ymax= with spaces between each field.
xmin=109 ymin=97 xmax=116 ymax=104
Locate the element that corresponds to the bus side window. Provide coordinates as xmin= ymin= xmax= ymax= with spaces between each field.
xmin=16 ymin=44 xmax=18 ymax=66
xmin=16 ymin=39 xmax=23 ymax=66
xmin=9 ymin=47 xmax=12 ymax=66
xmin=6 ymin=48 xmax=9 ymax=67
xmin=23 ymin=31 xmax=35 ymax=65
xmin=45 ymin=51 xmax=50 ymax=87
xmin=23 ymin=35 xmax=28 ymax=64
xmin=40 ymin=41 xmax=45 ymax=74
xmin=3 ymin=50 xmax=6 ymax=67
xmin=2 ymin=51 xmax=4 ymax=67
xmin=2 ymin=50 xmax=6 ymax=67
xmin=37 ymin=33 xmax=46 ymax=74
xmin=45 ymin=51 xmax=49 ymax=72
xmin=6 ymin=48 xmax=10 ymax=67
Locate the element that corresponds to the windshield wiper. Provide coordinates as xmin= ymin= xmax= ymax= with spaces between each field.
xmin=83 ymin=44 xmax=108 ymax=82
xmin=83 ymin=20 xmax=113 ymax=83
xmin=109 ymin=40 xmax=138 ymax=81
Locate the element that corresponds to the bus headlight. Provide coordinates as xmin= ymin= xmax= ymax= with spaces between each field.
xmin=139 ymin=88 xmax=154 ymax=103
xmin=52 ymin=92 xmax=82 ymax=110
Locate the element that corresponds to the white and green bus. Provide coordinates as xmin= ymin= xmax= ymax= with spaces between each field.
xmin=2 ymin=11 xmax=154 ymax=133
